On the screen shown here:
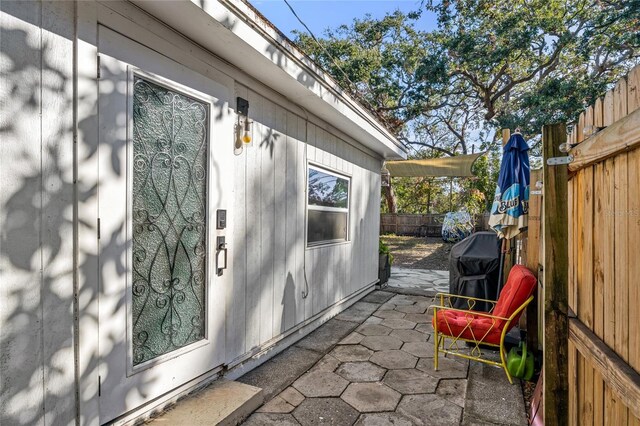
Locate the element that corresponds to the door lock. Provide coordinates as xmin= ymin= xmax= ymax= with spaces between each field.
xmin=216 ymin=236 xmax=227 ymax=276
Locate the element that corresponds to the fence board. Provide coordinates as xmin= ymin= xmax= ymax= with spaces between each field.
xmin=569 ymin=317 xmax=640 ymax=420
xmin=565 ymin=64 xmax=640 ymax=425
xmin=629 ymin=66 xmax=640 ymax=113
xmin=604 ymin=89 xmax=615 ymax=127
xmin=594 ymin=97 xmax=604 ymax=128
xmin=614 ymin=153 xmax=629 ymax=363
xmin=569 ymin=107 xmax=640 ymax=172
xmin=615 ymin=78 xmax=629 ymax=122
xmin=569 ymin=340 xmax=578 ymax=425
xmin=380 ymin=213 xmax=489 ymax=235
xmin=629 ymin=148 xmax=640 ymax=375
xmin=577 ymin=112 xmax=585 ymax=143
xmin=593 ymin=162 xmax=606 ymax=426
xmin=602 ymin=160 xmax=615 ymax=349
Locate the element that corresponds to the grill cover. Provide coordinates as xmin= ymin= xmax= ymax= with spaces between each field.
xmin=448 ymin=232 xmax=501 ymax=312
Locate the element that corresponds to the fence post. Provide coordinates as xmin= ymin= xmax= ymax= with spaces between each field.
xmin=525 ymin=169 xmax=543 ymax=352
xmin=542 ymin=123 xmax=569 ymax=425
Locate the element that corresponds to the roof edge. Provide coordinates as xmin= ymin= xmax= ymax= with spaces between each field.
xmin=131 ymin=0 xmax=408 ymax=159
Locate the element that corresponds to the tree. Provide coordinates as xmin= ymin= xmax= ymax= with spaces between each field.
xmin=294 ymin=1 xmax=639 ymax=213
xmin=425 ymin=0 xmax=640 ymax=133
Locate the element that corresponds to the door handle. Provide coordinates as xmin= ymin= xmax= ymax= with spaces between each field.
xmin=217 ymin=236 xmax=227 ymax=276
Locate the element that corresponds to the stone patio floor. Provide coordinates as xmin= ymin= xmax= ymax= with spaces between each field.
xmin=386 ymin=268 xmax=450 ymax=295
xmin=238 ymin=290 xmax=527 ymax=425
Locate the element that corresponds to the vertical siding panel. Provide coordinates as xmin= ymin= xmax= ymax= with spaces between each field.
xmin=297 ymin=117 xmax=308 ymax=323
xmin=229 ymin=84 xmax=247 ymax=359
xmin=284 ymin=111 xmax=298 ymax=331
xmin=353 ymin=164 xmax=363 ymax=294
xmin=328 ymin=133 xmax=337 ymax=169
xmin=245 ymin=89 xmax=262 ymax=351
xmin=303 ymin=123 xmax=314 ymax=320
xmin=272 ymin=105 xmax=287 ymax=335
xmin=371 ymin=168 xmax=381 ymax=284
xmin=259 ymin=99 xmax=275 ymax=343
xmin=306 ymin=123 xmax=317 ymax=163
xmin=0 ymin=2 xmax=45 ymax=424
xmin=336 ymin=135 xmax=344 ymax=172
xmin=41 ymin=2 xmax=75 ymax=423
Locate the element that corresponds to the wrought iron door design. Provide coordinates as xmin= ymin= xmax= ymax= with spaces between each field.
xmin=131 ymin=76 xmax=209 ymax=365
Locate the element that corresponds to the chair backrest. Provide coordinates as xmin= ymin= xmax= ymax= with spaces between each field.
xmin=493 ymin=265 xmax=537 ymax=320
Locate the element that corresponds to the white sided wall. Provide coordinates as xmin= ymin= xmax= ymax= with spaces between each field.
xmin=228 ymin=83 xmax=382 ymax=362
xmin=0 ymin=1 xmax=77 ymax=425
xmin=1 ymin=1 xmax=383 ymax=424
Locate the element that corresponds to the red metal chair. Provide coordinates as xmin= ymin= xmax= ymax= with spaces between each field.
xmin=429 ymin=264 xmax=537 ymax=383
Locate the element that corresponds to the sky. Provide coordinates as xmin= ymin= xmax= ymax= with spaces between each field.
xmin=250 ymin=0 xmax=438 ymax=40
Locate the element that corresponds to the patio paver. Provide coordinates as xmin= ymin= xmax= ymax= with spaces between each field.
xmin=292 ymin=398 xmax=359 ymax=426
xmin=338 ymin=332 xmax=365 ymax=345
xmin=335 ymin=362 xmax=386 ymax=382
xmin=382 ymin=369 xmax=439 ymax=394
xmin=360 ymin=335 xmax=403 ymax=351
xmin=355 ymin=324 xmax=392 ymax=336
xmin=330 ymin=345 xmax=373 ymax=362
xmin=292 ymin=371 xmax=349 ymax=397
xmin=341 ymin=382 xmax=401 ymax=412
xmin=379 ymin=318 xmax=417 ymax=330
xmin=397 ymin=394 xmax=463 ymax=425
xmin=372 ymin=309 xmax=406 ymax=319
xmin=401 ymin=341 xmax=435 ymax=358
xmin=390 ymin=329 xmax=428 ymax=342
xmin=369 ymin=350 xmax=418 ymax=370
xmin=353 ymin=412 xmax=414 ymax=426
xmin=241 ymin=289 xmax=527 ymax=425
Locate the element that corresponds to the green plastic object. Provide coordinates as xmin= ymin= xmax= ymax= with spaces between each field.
xmin=507 ymin=341 xmax=535 ymax=381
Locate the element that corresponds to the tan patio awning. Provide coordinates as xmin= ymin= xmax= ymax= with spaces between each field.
xmin=385 ymin=152 xmax=485 ymax=178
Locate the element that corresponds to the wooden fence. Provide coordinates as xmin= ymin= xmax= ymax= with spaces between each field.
xmin=380 ymin=213 xmax=490 ymax=236
xmin=561 ymin=65 xmax=640 ymax=424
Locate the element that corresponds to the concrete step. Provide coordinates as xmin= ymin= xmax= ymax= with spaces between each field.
xmin=150 ymin=379 xmax=263 ymax=426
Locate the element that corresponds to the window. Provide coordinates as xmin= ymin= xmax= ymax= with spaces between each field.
xmin=307 ymin=166 xmax=350 ymax=245
xmin=131 ymin=75 xmax=208 ymax=365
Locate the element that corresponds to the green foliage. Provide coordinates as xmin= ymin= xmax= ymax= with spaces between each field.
xmin=379 ymin=238 xmax=393 ymax=264
xmin=294 ymin=0 xmax=639 ymax=213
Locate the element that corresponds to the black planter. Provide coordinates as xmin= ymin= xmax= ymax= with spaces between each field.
xmin=378 ymin=253 xmax=391 ymax=285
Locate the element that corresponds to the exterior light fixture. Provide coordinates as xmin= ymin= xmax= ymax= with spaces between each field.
xmin=381 ymin=163 xmax=390 ymax=187
xmin=242 ymin=118 xmax=252 ymax=144
xmin=236 ymin=97 xmax=252 ymax=145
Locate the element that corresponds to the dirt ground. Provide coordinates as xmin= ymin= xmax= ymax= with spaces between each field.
xmin=381 ymin=235 xmax=453 ymax=270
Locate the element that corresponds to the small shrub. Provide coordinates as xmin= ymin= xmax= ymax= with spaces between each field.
xmin=379 ymin=238 xmax=394 ymax=265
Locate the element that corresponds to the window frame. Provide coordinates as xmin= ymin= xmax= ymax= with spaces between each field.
xmin=306 ymin=163 xmax=351 ymax=247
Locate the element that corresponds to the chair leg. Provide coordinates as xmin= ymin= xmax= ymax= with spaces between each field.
xmin=500 ymin=345 xmax=513 ymax=384
xmin=434 ymin=332 xmax=439 ymax=371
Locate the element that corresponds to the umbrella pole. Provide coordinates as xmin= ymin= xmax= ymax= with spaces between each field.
xmin=449 ymin=178 xmax=453 ymax=211
xmin=497 ymin=238 xmax=506 ymax=295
